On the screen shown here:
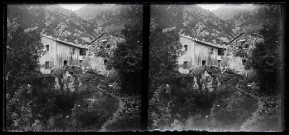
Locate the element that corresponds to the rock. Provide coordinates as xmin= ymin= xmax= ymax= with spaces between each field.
xmin=31 ymin=119 xmax=42 ymax=131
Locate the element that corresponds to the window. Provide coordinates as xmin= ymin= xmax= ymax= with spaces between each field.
xmin=80 ymin=49 xmax=86 ymax=55
xmin=202 ymin=60 xmax=206 ymax=66
xmin=64 ymin=60 xmax=68 ymax=66
xmin=72 ymin=48 xmax=75 ymax=54
xmin=183 ymin=61 xmax=188 ymax=69
xmin=218 ymin=60 xmax=221 ymax=67
xmin=184 ymin=45 xmax=188 ymax=51
xmin=45 ymin=61 xmax=49 ymax=69
xmin=79 ymin=60 xmax=83 ymax=66
xmin=218 ymin=49 xmax=225 ymax=55
xmin=242 ymin=59 xmax=246 ymax=65
xmin=209 ymin=48 xmax=214 ymax=54
xmin=46 ymin=45 xmax=49 ymax=51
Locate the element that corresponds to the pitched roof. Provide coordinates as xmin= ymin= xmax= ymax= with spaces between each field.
xmin=180 ymin=35 xmax=226 ymax=49
xmin=226 ymin=33 xmax=244 ymax=45
xmin=88 ymin=33 xmax=105 ymax=45
xmin=88 ymin=32 xmax=125 ymax=45
xmin=41 ymin=35 xmax=88 ymax=49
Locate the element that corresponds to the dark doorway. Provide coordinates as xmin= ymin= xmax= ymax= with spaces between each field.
xmin=104 ymin=59 xmax=108 ymax=65
xmin=79 ymin=60 xmax=83 ymax=66
xmin=64 ymin=60 xmax=68 ymax=66
xmin=218 ymin=60 xmax=221 ymax=67
xmin=242 ymin=59 xmax=246 ymax=65
xmin=202 ymin=60 xmax=206 ymax=66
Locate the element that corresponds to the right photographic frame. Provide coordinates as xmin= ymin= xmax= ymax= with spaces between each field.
xmin=149 ymin=3 xmax=285 ymax=132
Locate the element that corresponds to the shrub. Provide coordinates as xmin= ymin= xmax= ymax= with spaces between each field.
xmin=70 ymin=92 xmax=118 ymax=130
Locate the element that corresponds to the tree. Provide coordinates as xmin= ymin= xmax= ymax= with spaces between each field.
xmin=149 ymin=22 xmax=183 ymax=98
xmin=108 ymin=24 xmax=143 ymax=94
xmin=5 ymin=26 xmax=44 ymax=95
xmin=245 ymin=24 xmax=282 ymax=95
xmin=5 ymin=26 xmax=44 ymax=130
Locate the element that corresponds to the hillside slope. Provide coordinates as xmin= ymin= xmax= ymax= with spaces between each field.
xmin=151 ymin=5 xmax=236 ymax=45
xmin=7 ymin=4 xmax=97 ymax=44
xmin=74 ymin=4 xmax=143 ymax=34
xmin=214 ymin=4 xmax=282 ymax=32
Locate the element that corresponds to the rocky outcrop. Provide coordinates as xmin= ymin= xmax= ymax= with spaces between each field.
xmin=51 ymin=66 xmax=83 ymax=92
xmin=190 ymin=66 xmax=222 ymax=92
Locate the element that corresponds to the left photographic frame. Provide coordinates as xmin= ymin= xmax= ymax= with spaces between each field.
xmin=4 ymin=3 xmax=143 ymax=132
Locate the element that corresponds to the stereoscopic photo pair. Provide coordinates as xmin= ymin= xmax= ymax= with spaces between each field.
xmin=4 ymin=3 xmax=285 ymax=132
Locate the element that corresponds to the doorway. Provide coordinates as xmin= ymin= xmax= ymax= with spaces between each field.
xmin=202 ymin=60 xmax=206 ymax=66
xmin=64 ymin=60 xmax=68 ymax=66
xmin=218 ymin=60 xmax=221 ymax=67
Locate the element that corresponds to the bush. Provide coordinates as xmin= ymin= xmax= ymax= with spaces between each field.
xmin=245 ymin=24 xmax=283 ymax=95
xmin=149 ymin=68 xmax=218 ymax=129
xmin=70 ymin=92 xmax=118 ymax=130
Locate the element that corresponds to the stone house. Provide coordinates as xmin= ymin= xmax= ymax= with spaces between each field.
xmin=178 ymin=35 xmax=226 ymax=74
xmin=86 ymin=33 xmax=125 ymax=75
xmin=39 ymin=35 xmax=88 ymax=74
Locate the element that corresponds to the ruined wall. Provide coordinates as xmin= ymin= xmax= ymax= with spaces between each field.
xmin=222 ymin=55 xmax=249 ymax=75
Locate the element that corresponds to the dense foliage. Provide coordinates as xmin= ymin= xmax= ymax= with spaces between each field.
xmin=104 ymin=24 xmax=143 ymax=94
xmin=5 ymin=27 xmax=118 ymax=130
xmin=245 ymin=24 xmax=282 ymax=95
xmin=6 ymin=27 xmax=43 ymax=94
xmin=5 ymin=26 xmax=43 ymax=130
xmin=149 ymin=66 xmax=222 ymax=130
xmin=149 ymin=24 xmax=183 ymax=98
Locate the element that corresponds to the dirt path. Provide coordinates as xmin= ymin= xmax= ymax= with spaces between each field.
xmin=98 ymin=86 xmax=125 ymax=132
xmin=235 ymin=87 xmax=264 ymax=131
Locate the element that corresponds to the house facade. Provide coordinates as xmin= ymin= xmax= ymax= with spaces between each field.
xmin=178 ymin=35 xmax=226 ymax=74
xmin=39 ymin=35 xmax=88 ymax=74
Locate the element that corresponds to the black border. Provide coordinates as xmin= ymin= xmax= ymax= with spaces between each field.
xmin=1 ymin=0 xmax=288 ymax=134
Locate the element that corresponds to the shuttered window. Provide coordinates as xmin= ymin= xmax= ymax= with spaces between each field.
xmin=45 ymin=61 xmax=49 ymax=69
xmin=46 ymin=45 xmax=49 ymax=51
xmin=183 ymin=61 xmax=188 ymax=69
xmin=184 ymin=45 xmax=188 ymax=51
